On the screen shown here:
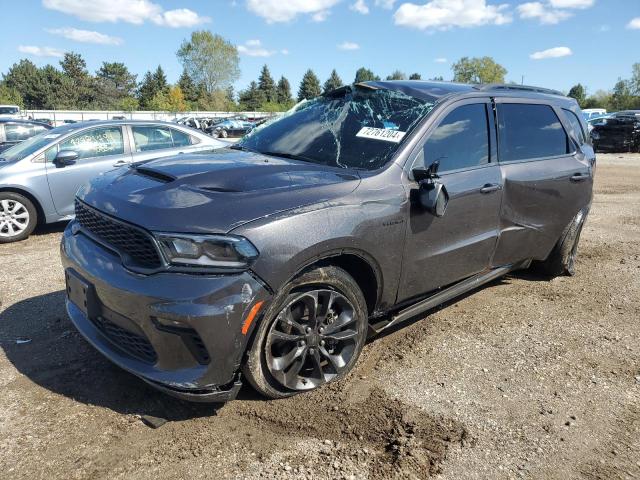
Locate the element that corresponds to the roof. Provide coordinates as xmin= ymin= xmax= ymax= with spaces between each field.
xmin=0 ymin=117 xmax=52 ymax=128
xmin=362 ymin=80 xmax=567 ymax=103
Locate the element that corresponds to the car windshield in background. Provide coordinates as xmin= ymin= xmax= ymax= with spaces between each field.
xmin=238 ymin=86 xmax=434 ymax=170
xmin=0 ymin=130 xmax=59 ymax=162
xmin=0 ymin=107 xmax=19 ymax=115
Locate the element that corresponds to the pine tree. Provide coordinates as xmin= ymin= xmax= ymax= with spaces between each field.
xmin=323 ymin=69 xmax=343 ymax=93
xmin=138 ymin=65 xmax=169 ymax=109
xmin=178 ymin=70 xmax=199 ymax=104
xmin=297 ymin=69 xmax=321 ymax=101
xmin=258 ymin=64 xmax=277 ymax=103
xmin=386 ymin=70 xmax=406 ymax=80
xmin=238 ymin=81 xmax=266 ymax=111
xmin=276 ymin=76 xmax=293 ymax=106
xmin=354 ymin=67 xmax=380 ymax=83
xmin=409 ymin=73 xmax=422 ymax=80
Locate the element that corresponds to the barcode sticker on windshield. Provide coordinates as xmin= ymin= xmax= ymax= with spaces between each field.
xmin=356 ymin=127 xmax=406 ymax=143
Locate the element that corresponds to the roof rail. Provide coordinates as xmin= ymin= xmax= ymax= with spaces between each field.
xmin=475 ymin=84 xmax=565 ymax=96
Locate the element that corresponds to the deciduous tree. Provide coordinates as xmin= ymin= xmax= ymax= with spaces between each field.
xmin=452 ymin=56 xmax=507 ymax=84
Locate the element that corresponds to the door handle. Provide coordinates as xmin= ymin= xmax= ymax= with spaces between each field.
xmin=570 ymin=173 xmax=590 ymax=182
xmin=480 ymin=183 xmax=502 ymax=194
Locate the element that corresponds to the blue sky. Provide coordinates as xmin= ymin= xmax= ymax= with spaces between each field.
xmin=1 ymin=0 xmax=639 ymax=96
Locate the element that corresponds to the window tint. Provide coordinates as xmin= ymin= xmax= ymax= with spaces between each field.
xmin=563 ymin=109 xmax=586 ymax=145
xmin=419 ymin=103 xmax=490 ymax=172
xmin=498 ymin=104 xmax=569 ymax=161
xmin=57 ymin=127 xmax=124 ymax=160
xmin=132 ymin=126 xmax=174 ymax=152
xmin=170 ymin=128 xmax=191 ymax=147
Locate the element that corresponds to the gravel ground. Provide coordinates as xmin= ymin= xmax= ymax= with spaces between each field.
xmin=0 ymin=153 xmax=638 ymax=479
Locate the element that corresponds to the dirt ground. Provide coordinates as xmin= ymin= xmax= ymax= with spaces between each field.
xmin=1 ymin=153 xmax=639 ymax=480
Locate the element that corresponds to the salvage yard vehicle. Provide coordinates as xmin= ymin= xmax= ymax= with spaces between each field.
xmin=0 ymin=118 xmax=52 ymax=153
xmin=590 ymin=113 xmax=640 ymax=152
xmin=207 ymin=117 xmax=254 ymax=138
xmin=60 ymin=81 xmax=594 ymax=402
xmin=0 ymin=120 xmax=224 ymax=243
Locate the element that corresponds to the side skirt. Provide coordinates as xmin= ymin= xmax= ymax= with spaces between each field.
xmin=369 ymin=263 xmax=521 ymax=335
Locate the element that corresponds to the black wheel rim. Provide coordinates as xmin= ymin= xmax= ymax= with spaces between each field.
xmin=265 ymin=289 xmax=359 ymax=391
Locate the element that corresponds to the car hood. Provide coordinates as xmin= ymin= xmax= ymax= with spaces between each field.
xmin=77 ymin=148 xmax=361 ymax=233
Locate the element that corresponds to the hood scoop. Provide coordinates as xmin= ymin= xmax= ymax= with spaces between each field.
xmin=132 ymin=166 xmax=175 ymax=183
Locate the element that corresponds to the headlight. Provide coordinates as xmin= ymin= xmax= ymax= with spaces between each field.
xmin=156 ymin=233 xmax=259 ymax=269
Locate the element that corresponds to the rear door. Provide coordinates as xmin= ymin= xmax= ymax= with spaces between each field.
xmin=44 ymin=126 xmax=131 ymax=217
xmin=491 ymin=100 xmax=593 ymax=267
xmin=128 ymin=125 xmax=200 ymax=163
xmin=398 ymin=98 xmax=503 ymax=302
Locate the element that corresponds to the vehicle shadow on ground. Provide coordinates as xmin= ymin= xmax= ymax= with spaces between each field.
xmin=33 ymin=221 xmax=68 ymax=236
xmin=0 ymin=290 xmax=223 ymax=420
xmin=0 ymin=269 xmax=554 ymax=417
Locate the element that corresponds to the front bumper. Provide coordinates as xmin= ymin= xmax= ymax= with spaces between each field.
xmin=60 ymin=223 xmax=270 ymax=402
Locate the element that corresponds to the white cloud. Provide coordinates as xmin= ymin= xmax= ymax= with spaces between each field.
xmin=394 ymin=0 xmax=512 ymax=31
xmin=246 ymin=0 xmax=340 ymax=23
xmin=628 ymin=17 xmax=640 ymax=29
xmin=338 ymin=41 xmax=360 ymax=50
xmin=237 ymin=39 xmax=277 ymax=57
xmin=530 ymin=46 xmax=573 ymax=59
xmin=548 ymin=0 xmax=593 ymax=8
xmin=351 ymin=0 xmax=370 ymax=14
xmin=434 ymin=57 xmax=448 ymax=63
xmin=46 ymin=27 xmax=123 ymax=45
xmin=42 ymin=0 xmax=209 ymax=27
xmin=517 ymin=2 xmax=572 ymax=24
xmin=375 ymin=0 xmax=396 ymax=8
xmin=18 ymin=45 xmax=64 ymax=57
xmin=281 ymin=49 xmax=290 ymax=55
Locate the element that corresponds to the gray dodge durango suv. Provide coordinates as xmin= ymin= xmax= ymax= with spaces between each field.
xmin=60 ymin=81 xmax=594 ymax=401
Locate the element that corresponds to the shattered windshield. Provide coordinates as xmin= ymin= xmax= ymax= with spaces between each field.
xmin=238 ymin=86 xmax=434 ymax=170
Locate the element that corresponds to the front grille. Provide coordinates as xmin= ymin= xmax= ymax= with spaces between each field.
xmin=75 ymin=200 xmax=162 ymax=269
xmin=92 ymin=314 xmax=158 ymax=364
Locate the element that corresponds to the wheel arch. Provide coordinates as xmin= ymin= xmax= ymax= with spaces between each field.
xmin=0 ymin=186 xmax=46 ymax=225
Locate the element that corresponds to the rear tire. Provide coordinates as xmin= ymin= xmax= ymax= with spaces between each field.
xmin=535 ymin=210 xmax=587 ymax=278
xmin=243 ymin=266 xmax=368 ymax=399
xmin=0 ymin=192 xmax=37 ymax=243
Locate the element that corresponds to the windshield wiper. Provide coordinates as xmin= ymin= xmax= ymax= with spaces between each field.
xmin=258 ymin=150 xmax=321 ymax=165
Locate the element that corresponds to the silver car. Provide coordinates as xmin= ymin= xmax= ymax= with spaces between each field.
xmin=0 ymin=120 xmax=224 ymax=243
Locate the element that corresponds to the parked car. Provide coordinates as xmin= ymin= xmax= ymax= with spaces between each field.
xmin=0 ymin=105 xmax=21 ymax=118
xmin=207 ymin=117 xmax=254 ymax=138
xmin=0 ymin=120 xmax=224 ymax=242
xmin=61 ymin=81 xmax=594 ymax=402
xmin=582 ymin=108 xmax=607 ymax=121
xmin=590 ymin=113 xmax=640 ymax=152
xmin=0 ymin=118 xmax=52 ymax=153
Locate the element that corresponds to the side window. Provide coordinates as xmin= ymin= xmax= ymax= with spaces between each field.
xmin=58 ymin=127 xmax=124 ymax=160
xmin=563 ymin=109 xmax=586 ymax=145
xmin=497 ymin=104 xmax=569 ymax=162
xmin=132 ymin=126 xmax=174 ymax=152
xmin=418 ymin=103 xmax=490 ymax=172
xmin=170 ymin=128 xmax=191 ymax=147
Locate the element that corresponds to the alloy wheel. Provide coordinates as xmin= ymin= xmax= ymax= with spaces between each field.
xmin=265 ymin=289 xmax=359 ymax=391
xmin=0 ymin=199 xmax=30 ymax=238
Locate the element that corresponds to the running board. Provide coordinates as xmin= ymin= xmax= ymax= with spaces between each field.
xmin=370 ymin=265 xmax=514 ymax=335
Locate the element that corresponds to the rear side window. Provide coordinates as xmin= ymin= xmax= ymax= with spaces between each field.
xmin=419 ymin=103 xmax=490 ymax=172
xmin=563 ymin=109 xmax=586 ymax=145
xmin=5 ymin=124 xmax=35 ymax=142
xmin=170 ymin=128 xmax=191 ymax=147
xmin=497 ymin=104 xmax=569 ymax=161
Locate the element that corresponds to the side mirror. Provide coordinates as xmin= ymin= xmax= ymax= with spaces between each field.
xmin=412 ymin=165 xmax=449 ymax=217
xmin=54 ymin=150 xmax=79 ymax=167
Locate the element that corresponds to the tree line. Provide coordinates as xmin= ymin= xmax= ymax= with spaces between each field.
xmin=568 ymin=64 xmax=640 ymax=111
xmin=0 ymin=28 xmax=634 ymax=112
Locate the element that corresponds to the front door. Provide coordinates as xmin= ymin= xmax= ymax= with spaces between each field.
xmin=398 ymin=100 xmax=503 ymax=302
xmin=45 ymin=126 xmax=131 ymax=217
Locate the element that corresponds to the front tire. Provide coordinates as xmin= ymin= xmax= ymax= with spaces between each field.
xmin=0 ymin=192 xmax=37 ymax=243
xmin=243 ymin=266 xmax=368 ymax=399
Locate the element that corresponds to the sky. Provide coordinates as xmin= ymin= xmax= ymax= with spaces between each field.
xmin=0 ymin=0 xmax=639 ymax=96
